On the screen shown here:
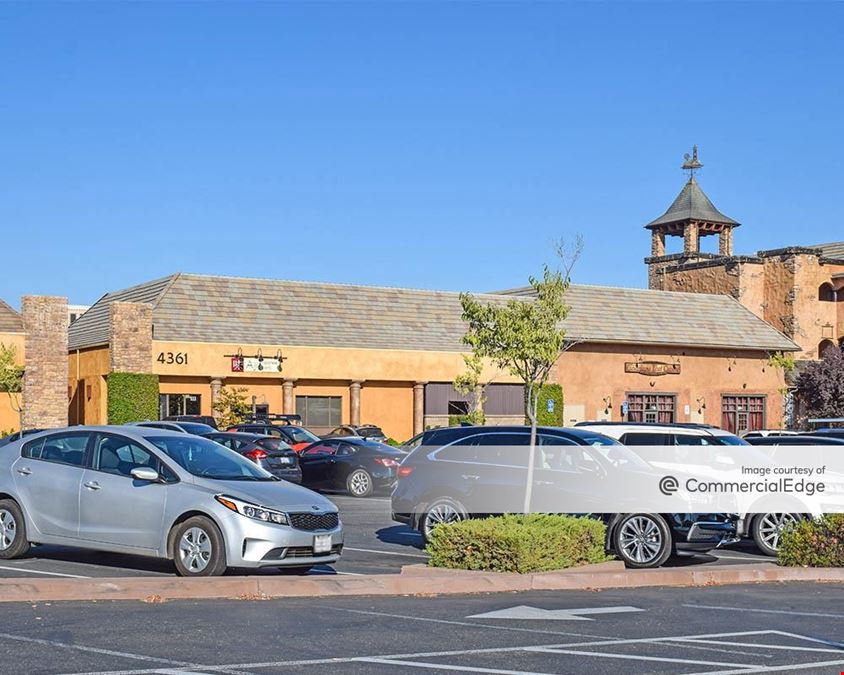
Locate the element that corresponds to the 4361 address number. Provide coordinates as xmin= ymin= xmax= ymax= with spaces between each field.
xmin=157 ymin=352 xmax=189 ymax=365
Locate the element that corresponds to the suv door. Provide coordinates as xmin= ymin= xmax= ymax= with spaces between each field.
xmin=77 ymin=433 xmax=172 ymax=551
xmin=533 ymin=434 xmax=607 ymax=512
xmin=12 ymin=431 xmax=92 ymax=539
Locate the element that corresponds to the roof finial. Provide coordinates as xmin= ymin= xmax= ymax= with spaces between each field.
xmin=682 ymin=145 xmax=702 ymax=181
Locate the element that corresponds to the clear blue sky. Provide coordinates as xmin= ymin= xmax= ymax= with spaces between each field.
xmin=1 ymin=1 xmax=842 ymax=306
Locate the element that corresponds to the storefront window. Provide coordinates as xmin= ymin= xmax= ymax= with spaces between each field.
xmin=295 ymin=396 xmax=342 ymax=428
xmin=626 ymin=393 xmax=675 ymax=424
xmin=721 ymin=395 xmax=765 ymax=435
xmin=159 ymin=394 xmax=201 ymax=418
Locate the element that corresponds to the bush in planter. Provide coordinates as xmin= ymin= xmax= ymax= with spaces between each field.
xmin=425 ymin=514 xmax=610 ymax=573
xmin=778 ymin=515 xmax=844 ymax=567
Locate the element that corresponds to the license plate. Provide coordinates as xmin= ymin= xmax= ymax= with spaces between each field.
xmin=313 ymin=534 xmax=332 ymax=554
xmin=278 ymin=457 xmax=293 ymax=465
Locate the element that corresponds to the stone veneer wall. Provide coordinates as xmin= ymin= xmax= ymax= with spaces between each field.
xmin=109 ymin=302 xmax=153 ymax=373
xmin=22 ymin=296 xmax=68 ymax=429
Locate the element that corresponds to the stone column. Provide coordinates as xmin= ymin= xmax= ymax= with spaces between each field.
xmin=22 ymin=295 xmax=69 ymax=430
xmin=651 ymin=230 xmax=665 ymax=257
xmin=210 ymin=378 xmax=224 ymax=420
xmin=282 ymin=378 xmax=296 ymax=414
xmin=719 ymin=228 xmax=733 ymax=256
xmin=683 ymin=222 xmax=699 ymax=255
xmin=349 ymin=381 xmax=363 ymax=426
xmin=413 ymin=382 xmax=426 ymax=435
xmin=109 ymin=302 xmax=153 ymax=373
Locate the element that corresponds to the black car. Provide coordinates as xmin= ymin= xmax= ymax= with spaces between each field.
xmin=391 ymin=425 xmax=738 ymax=569
xmin=808 ymin=428 xmax=844 ymax=441
xmin=164 ymin=414 xmax=218 ymax=430
xmin=323 ymin=425 xmax=388 ymax=443
xmin=299 ymin=437 xmax=404 ymax=497
xmin=203 ymin=431 xmax=301 ymax=483
xmin=227 ymin=423 xmax=321 ymax=451
xmin=746 ymin=434 xmax=844 ymax=446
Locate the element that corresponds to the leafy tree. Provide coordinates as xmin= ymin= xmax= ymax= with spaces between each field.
xmin=0 ymin=343 xmax=24 ymax=431
xmin=453 ymin=354 xmax=488 ymax=425
xmin=460 ymin=237 xmax=581 ymax=511
xmin=794 ymin=347 xmax=844 ymax=421
xmin=213 ymin=386 xmax=252 ymax=428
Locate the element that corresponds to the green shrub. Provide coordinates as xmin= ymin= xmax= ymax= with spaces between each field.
xmin=384 ymin=438 xmax=402 ymax=447
xmin=107 ymin=372 xmax=160 ymax=425
xmin=531 ymin=384 xmax=564 ymax=426
xmin=778 ymin=515 xmax=844 ymax=567
xmin=425 ymin=514 xmax=610 ymax=573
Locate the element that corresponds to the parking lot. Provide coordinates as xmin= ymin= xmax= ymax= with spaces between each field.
xmin=0 ymin=494 xmax=773 ymax=580
xmin=2 ymin=582 xmax=843 ymax=674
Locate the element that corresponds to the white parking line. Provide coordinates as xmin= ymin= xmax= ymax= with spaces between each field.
xmin=359 ymin=659 xmax=556 ymax=674
xmin=684 ymin=603 xmax=844 ymax=619
xmin=688 ymin=658 xmax=844 ymax=675
xmin=529 ymin=645 xmax=759 ymax=669
xmin=0 ymin=564 xmax=90 ymax=578
xmin=343 ymin=546 xmax=428 ymax=558
xmin=675 ymin=637 xmax=844 ymax=653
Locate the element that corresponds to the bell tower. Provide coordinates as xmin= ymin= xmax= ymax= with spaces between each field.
xmin=645 ymin=147 xmax=740 ymax=288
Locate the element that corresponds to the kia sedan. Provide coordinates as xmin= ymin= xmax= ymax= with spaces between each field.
xmin=0 ymin=426 xmax=343 ymax=576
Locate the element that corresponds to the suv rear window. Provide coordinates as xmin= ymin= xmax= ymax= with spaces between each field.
xmin=619 ymin=432 xmax=669 ymax=445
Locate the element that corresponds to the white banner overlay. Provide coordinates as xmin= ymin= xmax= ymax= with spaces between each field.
xmin=422 ymin=445 xmax=844 ymax=515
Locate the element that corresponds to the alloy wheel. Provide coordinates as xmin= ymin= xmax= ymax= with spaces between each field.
xmin=423 ymin=501 xmax=462 ymax=538
xmin=619 ymin=515 xmax=663 ymax=565
xmin=349 ymin=471 xmax=371 ymax=496
xmin=178 ymin=527 xmax=212 ymax=573
xmin=0 ymin=510 xmax=16 ymax=551
xmin=757 ymin=513 xmax=798 ymax=553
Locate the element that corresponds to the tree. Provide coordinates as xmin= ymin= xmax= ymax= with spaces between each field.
xmin=212 ymin=386 xmax=252 ymax=428
xmin=453 ymin=354 xmax=488 ymax=425
xmin=0 ymin=343 xmax=24 ymax=431
xmin=794 ymin=347 xmax=844 ymax=422
xmin=460 ymin=237 xmax=582 ymax=512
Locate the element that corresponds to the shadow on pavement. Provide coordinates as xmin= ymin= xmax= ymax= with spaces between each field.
xmin=375 ymin=525 xmax=425 ymax=550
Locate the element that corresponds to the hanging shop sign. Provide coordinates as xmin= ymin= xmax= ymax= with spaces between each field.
xmin=227 ymin=349 xmax=286 ymax=373
xmin=624 ymin=360 xmax=680 ymax=377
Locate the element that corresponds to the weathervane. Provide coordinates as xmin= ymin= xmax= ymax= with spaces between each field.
xmin=682 ymin=145 xmax=703 ymax=180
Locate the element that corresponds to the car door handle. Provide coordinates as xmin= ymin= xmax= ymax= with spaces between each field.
xmin=461 ymin=474 xmax=480 ymax=481
xmin=83 ymin=481 xmax=101 ymax=491
xmin=16 ymin=467 xmax=32 ymax=476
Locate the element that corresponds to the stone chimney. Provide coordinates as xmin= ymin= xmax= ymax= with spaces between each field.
xmin=22 ymin=296 xmax=69 ymax=429
xmin=109 ymin=302 xmax=153 ymax=373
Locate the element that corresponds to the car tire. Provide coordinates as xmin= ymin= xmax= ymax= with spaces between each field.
xmin=0 ymin=499 xmax=30 ymax=560
xmin=346 ymin=469 xmax=373 ymax=498
xmin=420 ymin=497 xmax=467 ymax=543
xmin=751 ymin=513 xmax=800 ymax=557
xmin=172 ymin=516 xmax=227 ymax=577
xmin=612 ymin=513 xmax=672 ymax=569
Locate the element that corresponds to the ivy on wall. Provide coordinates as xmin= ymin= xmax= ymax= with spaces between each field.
xmin=534 ymin=383 xmax=564 ymax=427
xmin=107 ymin=372 xmax=160 ymax=425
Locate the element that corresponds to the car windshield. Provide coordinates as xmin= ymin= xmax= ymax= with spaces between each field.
xmin=177 ymin=422 xmax=216 ymax=435
xmin=148 ymin=436 xmax=276 ymax=480
xmin=256 ymin=437 xmax=293 ymax=452
xmin=283 ymin=427 xmax=320 ymax=444
xmin=580 ymin=435 xmax=652 ymax=470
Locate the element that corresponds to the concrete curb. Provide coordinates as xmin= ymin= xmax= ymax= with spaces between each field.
xmin=1 ymin=562 xmax=842 ymax=603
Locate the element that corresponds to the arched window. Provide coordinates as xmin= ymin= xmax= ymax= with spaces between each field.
xmin=819 ymin=283 xmax=836 ymax=302
xmin=818 ymin=339 xmax=837 ymax=358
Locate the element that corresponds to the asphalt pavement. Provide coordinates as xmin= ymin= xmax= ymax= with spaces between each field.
xmin=0 ymin=495 xmax=772 ymax=579
xmin=3 ymin=582 xmax=844 ymax=674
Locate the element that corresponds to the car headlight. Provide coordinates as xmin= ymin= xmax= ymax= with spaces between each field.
xmin=215 ymin=495 xmax=289 ymax=525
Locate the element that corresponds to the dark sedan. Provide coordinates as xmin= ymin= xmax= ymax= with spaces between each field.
xmin=227 ymin=423 xmax=321 ymax=452
xmin=203 ymin=431 xmax=302 ymax=483
xmin=298 ymin=437 xmax=403 ymax=497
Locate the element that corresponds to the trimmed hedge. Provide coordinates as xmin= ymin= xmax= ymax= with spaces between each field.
xmin=107 ymin=372 xmax=160 ymax=425
xmin=425 ymin=514 xmax=610 ymax=573
xmin=534 ymin=384 xmax=564 ymax=427
xmin=778 ymin=515 xmax=844 ymax=567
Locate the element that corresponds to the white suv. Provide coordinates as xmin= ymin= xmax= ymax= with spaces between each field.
xmin=575 ymin=422 xmax=796 ymax=557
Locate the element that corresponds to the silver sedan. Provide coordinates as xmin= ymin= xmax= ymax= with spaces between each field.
xmin=0 ymin=426 xmax=343 ymax=576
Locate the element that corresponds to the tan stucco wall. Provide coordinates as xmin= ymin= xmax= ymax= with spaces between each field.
xmin=68 ymin=346 xmax=110 ymax=425
xmin=360 ymin=383 xmax=415 ymax=442
xmin=0 ymin=332 xmax=24 ymax=433
xmin=558 ymin=343 xmax=787 ymax=428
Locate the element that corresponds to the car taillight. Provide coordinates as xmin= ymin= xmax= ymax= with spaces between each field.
xmin=374 ymin=457 xmax=399 ymax=468
xmin=245 ymin=448 xmax=268 ymax=461
xmin=397 ymin=466 xmax=414 ymax=478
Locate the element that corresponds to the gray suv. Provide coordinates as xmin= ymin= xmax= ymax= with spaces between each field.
xmin=0 ymin=426 xmax=343 ymax=576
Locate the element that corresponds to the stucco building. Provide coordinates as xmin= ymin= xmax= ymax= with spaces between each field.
xmin=646 ymin=148 xmax=844 ymax=360
xmin=0 ymin=299 xmax=24 ymax=433
xmin=65 ymin=273 xmax=797 ymax=439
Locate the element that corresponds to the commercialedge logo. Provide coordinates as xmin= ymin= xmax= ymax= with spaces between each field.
xmin=659 ymin=475 xmax=679 ymax=496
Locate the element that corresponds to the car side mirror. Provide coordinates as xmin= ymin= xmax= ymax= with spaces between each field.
xmin=131 ymin=467 xmax=160 ymax=482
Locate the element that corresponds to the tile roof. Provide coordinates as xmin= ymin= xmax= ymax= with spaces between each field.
xmin=68 ymin=273 xmax=798 ymax=353
xmin=0 ymin=299 xmax=23 ymax=333
xmin=813 ymin=241 xmax=844 ymax=259
xmin=645 ymin=177 xmax=739 ymax=229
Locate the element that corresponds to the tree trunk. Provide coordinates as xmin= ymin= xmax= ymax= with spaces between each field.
xmin=523 ymin=385 xmax=538 ymax=513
